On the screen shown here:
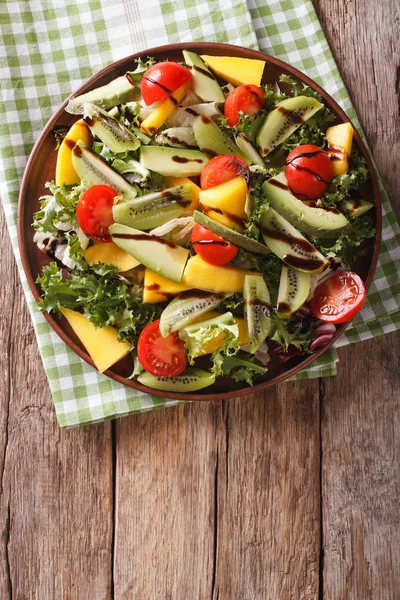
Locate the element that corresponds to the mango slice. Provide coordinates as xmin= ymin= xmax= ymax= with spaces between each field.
xmin=182 ymin=255 xmax=253 ymax=294
xmin=326 ymin=122 xmax=353 ymax=175
xmin=143 ymin=268 xmax=191 ymax=303
xmin=189 ymin=310 xmax=249 ymax=356
xmin=84 ymin=242 xmax=140 ymax=272
xmin=165 ymin=176 xmax=201 ymax=213
xmin=60 ymin=307 xmax=131 ymax=372
xmin=199 ymin=176 xmax=248 ymax=231
xmin=55 ymin=119 xmax=93 ymax=186
xmin=200 ymin=55 xmax=265 ymax=87
xmin=140 ymin=82 xmax=190 ymax=135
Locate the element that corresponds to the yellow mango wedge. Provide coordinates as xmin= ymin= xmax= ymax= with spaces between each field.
xmin=55 ymin=119 xmax=93 ymax=185
xmin=60 ymin=307 xmax=131 ymax=372
xmin=199 ymin=176 xmax=248 ymax=231
xmin=189 ymin=311 xmax=249 ymax=356
xmin=84 ymin=242 xmax=140 ymax=272
xmin=140 ymin=82 xmax=190 ymax=135
xmin=200 ymin=55 xmax=265 ymax=87
xmin=326 ymin=122 xmax=354 ymax=175
xmin=182 ymin=255 xmax=253 ymax=294
xmin=143 ymin=268 xmax=191 ymax=303
xmin=165 ymin=176 xmax=201 ymax=213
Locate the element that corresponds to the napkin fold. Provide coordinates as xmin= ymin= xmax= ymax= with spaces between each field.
xmin=1 ymin=0 xmax=399 ymax=427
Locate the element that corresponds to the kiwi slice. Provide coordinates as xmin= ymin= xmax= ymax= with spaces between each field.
xmin=235 ymin=133 xmax=264 ymax=166
xmin=159 ymin=290 xmax=227 ymax=337
xmin=260 ymin=207 xmax=329 ymax=274
xmin=71 ymin=142 xmax=137 ymax=199
xmin=256 ymin=96 xmax=323 ymax=156
xmin=66 ymin=74 xmax=141 ymax=115
xmin=137 ymin=368 xmax=216 ymax=392
xmin=192 ymin=115 xmax=249 ymax=163
xmin=113 ymin=184 xmax=194 ymax=230
xmin=83 ymin=102 xmax=140 ymax=153
xmin=276 ymin=265 xmax=311 ymax=319
xmin=244 ymin=274 xmax=273 ymax=353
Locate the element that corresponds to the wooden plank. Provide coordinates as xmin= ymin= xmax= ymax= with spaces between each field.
xmin=113 ymin=402 xmax=218 ymax=598
xmin=114 ymin=379 xmax=321 ymax=598
xmin=0 ymin=208 xmax=114 ymax=599
xmin=314 ymin=1 xmax=400 ymax=598
xmin=212 ymin=382 xmax=321 ymax=599
xmin=321 ymin=334 xmax=400 ymax=599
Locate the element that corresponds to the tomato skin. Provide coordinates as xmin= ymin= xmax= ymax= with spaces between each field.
xmin=76 ymin=184 xmax=118 ymax=243
xmin=138 ymin=320 xmax=187 ymax=377
xmin=224 ymin=84 xmax=265 ymax=126
xmin=140 ymin=62 xmax=192 ymax=105
xmin=285 ymin=144 xmax=334 ymax=200
xmin=200 ymin=155 xmax=250 ymax=189
xmin=310 ymin=271 xmax=366 ymax=324
xmin=191 ymin=223 xmax=238 ymax=265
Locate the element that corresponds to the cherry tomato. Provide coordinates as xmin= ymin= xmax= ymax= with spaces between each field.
xmin=138 ymin=320 xmax=187 ymax=377
xmin=200 ymin=155 xmax=250 ymax=190
xmin=140 ymin=62 xmax=192 ymax=105
xmin=224 ymin=84 xmax=265 ymax=126
xmin=285 ymin=144 xmax=333 ymax=200
xmin=310 ymin=271 xmax=366 ymax=324
xmin=76 ymin=184 xmax=118 ymax=243
xmin=191 ymin=223 xmax=238 ymax=265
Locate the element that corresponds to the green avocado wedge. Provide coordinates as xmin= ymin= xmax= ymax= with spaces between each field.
xmin=193 ymin=210 xmax=269 ymax=255
xmin=262 ymin=172 xmax=349 ymax=239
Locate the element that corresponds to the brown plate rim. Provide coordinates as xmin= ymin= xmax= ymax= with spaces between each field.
xmin=17 ymin=41 xmax=382 ymax=401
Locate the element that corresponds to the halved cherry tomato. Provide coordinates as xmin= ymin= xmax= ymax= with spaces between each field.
xmin=224 ymin=84 xmax=265 ymax=126
xmin=140 ymin=62 xmax=192 ymax=105
xmin=200 ymin=154 xmax=250 ymax=190
xmin=285 ymin=144 xmax=333 ymax=201
xmin=310 ymin=271 xmax=366 ymax=324
xmin=191 ymin=223 xmax=238 ymax=265
xmin=76 ymin=184 xmax=118 ymax=243
xmin=138 ymin=319 xmax=187 ymax=377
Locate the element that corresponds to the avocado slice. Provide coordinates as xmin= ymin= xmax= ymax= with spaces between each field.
xmin=340 ymin=198 xmax=373 ymax=218
xmin=260 ymin=207 xmax=329 ymax=274
xmin=193 ymin=210 xmax=269 ymax=255
xmin=182 ymin=51 xmax=225 ymax=103
xmin=66 ymin=74 xmax=140 ymax=115
xmin=109 ymin=223 xmax=189 ymax=282
xmin=256 ymin=96 xmax=323 ymax=156
xmin=276 ymin=265 xmax=311 ymax=319
xmin=262 ymin=172 xmax=349 ymax=239
xmin=140 ymin=146 xmax=209 ymax=177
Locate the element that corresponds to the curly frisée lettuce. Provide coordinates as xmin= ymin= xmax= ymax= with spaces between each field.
xmin=179 ymin=312 xmax=240 ymax=365
xmin=36 ymin=262 xmax=161 ymax=345
xmin=33 ymin=180 xmax=90 ymax=234
xmin=215 ymin=354 xmax=268 ymax=386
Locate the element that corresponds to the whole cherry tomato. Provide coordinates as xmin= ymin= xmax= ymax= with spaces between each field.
xmin=141 ymin=62 xmax=192 ymax=105
xmin=191 ymin=223 xmax=238 ymax=265
xmin=224 ymin=84 xmax=265 ymax=126
xmin=285 ymin=144 xmax=334 ymax=200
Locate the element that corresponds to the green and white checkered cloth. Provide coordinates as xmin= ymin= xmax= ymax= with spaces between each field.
xmin=1 ymin=0 xmax=399 ymax=427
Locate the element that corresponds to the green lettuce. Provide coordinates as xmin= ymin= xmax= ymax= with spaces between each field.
xmin=271 ymin=314 xmax=312 ymax=352
xmin=311 ymin=214 xmax=376 ymax=264
xmin=179 ymin=312 xmax=239 ymax=366
xmin=215 ymin=353 xmax=268 ymax=386
xmin=33 ymin=180 xmax=89 ymax=234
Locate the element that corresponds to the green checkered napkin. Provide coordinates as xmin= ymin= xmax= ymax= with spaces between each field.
xmin=1 ymin=0 xmax=399 ymax=427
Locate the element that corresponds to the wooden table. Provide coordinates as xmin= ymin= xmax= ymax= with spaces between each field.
xmin=1 ymin=1 xmax=399 ymax=598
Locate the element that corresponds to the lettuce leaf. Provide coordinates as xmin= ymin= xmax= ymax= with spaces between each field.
xmin=216 ymin=353 xmax=268 ymax=386
xmin=271 ymin=313 xmax=313 ymax=352
xmin=36 ymin=262 xmax=161 ymax=345
xmin=32 ymin=180 xmax=89 ymax=234
xmin=179 ymin=312 xmax=239 ymax=366
xmin=311 ymin=214 xmax=376 ymax=264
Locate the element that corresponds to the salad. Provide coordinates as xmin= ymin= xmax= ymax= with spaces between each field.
xmin=33 ymin=52 xmax=376 ymax=393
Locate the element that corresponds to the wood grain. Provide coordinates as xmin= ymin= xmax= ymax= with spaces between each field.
xmin=0 ymin=207 xmax=114 ymax=598
xmin=113 ymin=380 xmax=321 ymax=599
xmin=315 ymin=1 xmax=400 ymax=598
